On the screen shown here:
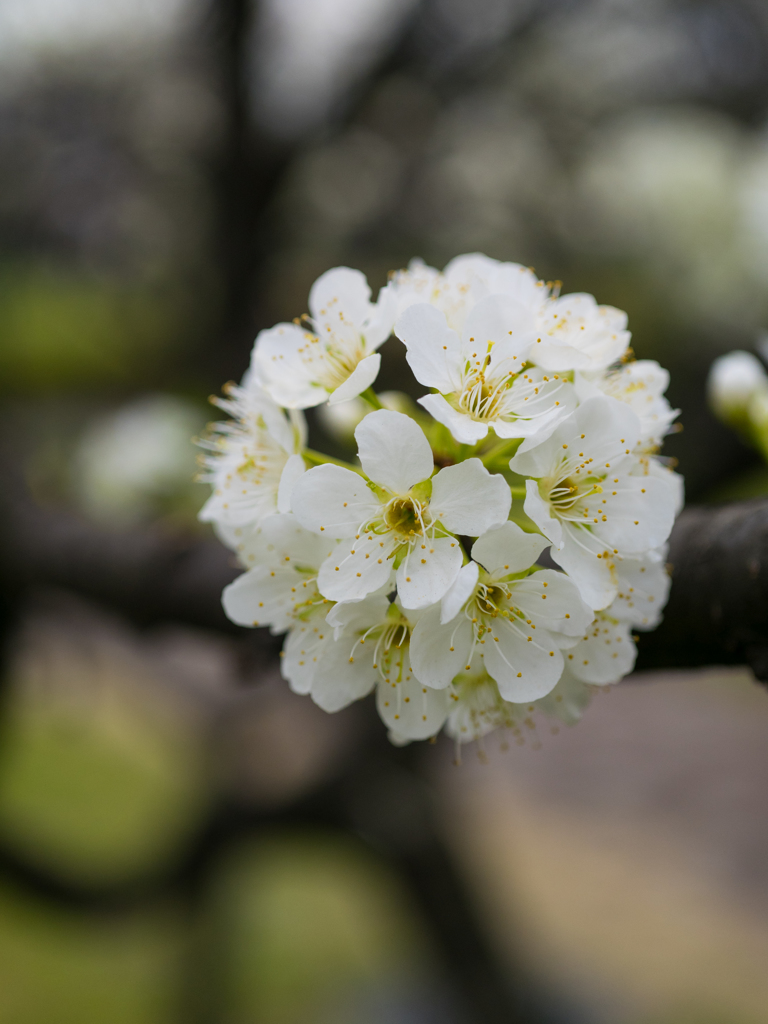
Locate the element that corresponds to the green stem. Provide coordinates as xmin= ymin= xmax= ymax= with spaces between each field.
xmin=302 ymin=449 xmax=360 ymax=471
xmin=480 ymin=437 xmax=522 ymax=467
xmin=360 ymin=387 xmax=386 ymax=411
xmin=509 ymin=486 xmax=527 ymax=499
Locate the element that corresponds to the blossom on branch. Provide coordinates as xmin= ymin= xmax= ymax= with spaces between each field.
xmin=200 ymin=251 xmax=683 ymax=749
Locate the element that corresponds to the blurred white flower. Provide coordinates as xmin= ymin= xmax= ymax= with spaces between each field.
xmin=75 ymin=393 xmax=204 ymax=524
xmin=707 ymin=350 xmax=768 ymax=431
xmin=198 ymin=378 xmax=306 ymax=531
xmin=316 ymin=389 xmax=413 ymax=444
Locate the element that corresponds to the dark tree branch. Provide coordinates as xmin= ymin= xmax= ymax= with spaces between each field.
xmin=635 ymin=497 xmax=768 ymax=682
xmin=5 ymin=478 xmax=768 ymax=677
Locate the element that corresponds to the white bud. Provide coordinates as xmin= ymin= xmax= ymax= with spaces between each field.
xmin=317 ymin=390 xmax=414 ymax=443
xmin=707 ymin=351 xmax=768 ymax=428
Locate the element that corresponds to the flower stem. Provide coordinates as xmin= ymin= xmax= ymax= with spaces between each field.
xmin=302 ymin=449 xmax=360 ymax=471
xmin=360 ymin=387 xmax=386 ymax=411
xmin=480 ymin=437 xmax=522 ymax=468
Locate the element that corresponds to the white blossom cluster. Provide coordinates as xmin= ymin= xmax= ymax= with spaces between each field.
xmin=199 ymin=254 xmax=682 ymax=747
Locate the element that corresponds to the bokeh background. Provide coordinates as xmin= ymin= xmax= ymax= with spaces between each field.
xmin=2 ymin=1 xmax=768 ymax=1022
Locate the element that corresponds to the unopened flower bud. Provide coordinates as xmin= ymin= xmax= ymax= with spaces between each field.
xmin=707 ymin=351 xmax=768 ymax=431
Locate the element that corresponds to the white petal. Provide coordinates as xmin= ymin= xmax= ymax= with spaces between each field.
xmin=317 ymin=530 xmax=397 ymax=602
xmin=251 ymin=322 xmax=327 ymax=408
xmin=291 ymin=464 xmax=379 ymax=538
xmin=418 ymin=393 xmax=490 ymax=445
xmin=366 ymin=283 xmax=398 ymax=348
xmin=471 ymin=521 xmax=548 ymax=576
xmin=396 ymin=303 xmax=462 ymax=392
xmin=325 ymin=592 xmax=391 ymax=638
xmin=242 ymin=511 xmax=331 ymax=568
xmin=277 ymin=454 xmax=306 ymax=513
xmin=483 ymin=616 xmax=564 ymax=702
xmin=567 ymin=615 xmax=636 ymax=684
xmin=376 ymin=658 xmax=451 ymax=740
xmin=355 ymin=409 xmax=433 ymax=493
xmin=430 ymin=459 xmax=511 ymax=535
xmin=551 ymin=524 xmax=617 ymax=610
xmin=508 ymin=569 xmax=593 ymax=638
xmin=462 ymin=293 xmax=535 ymax=360
xmin=611 ymin=556 xmax=670 ymax=630
xmin=440 ymin=561 xmax=479 ymax=624
xmin=534 ymin=667 xmax=592 ymax=725
xmin=310 ymin=633 xmax=379 ymax=712
xmin=309 ymin=266 xmax=372 ymax=330
xmin=328 ymin=353 xmax=381 ymax=405
xmin=222 ymin=566 xmax=292 ymax=631
xmin=523 ymin=479 xmax=563 ymax=548
xmin=396 ymin=536 xmax=463 ymax=609
xmin=596 ymin=471 xmax=677 ymax=553
xmin=281 ymin=617 xmax=331 ymax=695
xmin=411 ymin=605 xmax=474 ymax=688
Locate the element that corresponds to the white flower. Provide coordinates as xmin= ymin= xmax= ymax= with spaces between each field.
xmin=611 ymin=550 xmax=670 ymax=631
xmin=283 ymin=594 xmax=451 ymax=740
xmin=410 ymin=521 xmax=593 ymax=702
xmin=396 ymin=295 xmax=577 ymax=445
xmin=534 ymin=668 xmax=594 ymax=726
xmin=443 ymin=661 xmax=521 ymax=744
xmin=533 ymin=292 xmax=631 ymax=373
xmin=707 ymin=350 xmax=768 ymax=430
xmin=564 ymin=610 xmax=637 ymax=685
xmin=510 ymin=396 xmax=678 ymax=610
xmin=388 ymin=253 xmax=548 ymax=334
xmin=576 ymin=360 xmax=678 ymax=450
xmin=251 ymin=266 xmax=396 ymax=408
xmin=198 ymin=379 xmax=306 ymax=530
xmin=220 ymin=513 xmax=335 ymax=634
xmin=291 ymin=410 xmax=511 ymax=608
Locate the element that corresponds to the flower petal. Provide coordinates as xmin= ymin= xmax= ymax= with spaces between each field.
xmin=309 ymin=266 xmax=372 ymax=330
xmin=551 ymin=523 xmax=618 ymax=610
xmin=328 ymin=353 xmax=381 ymax=405
xmin=222 ymin=566 xmax=293 ymax=631
xmin=567 ymin=615 xmax=636 ymax=684
xmin=418 ymin=393 xmax=489 ymax=445
xmin=523 ymin=479 xmax=563 ymax=547
xmin=462 ymin=293 xmax=535 ymax=362
xmin=281 ymin=616 xmax=332 ymax=695
xmin=508 ymin=569 xmax=593 ymax=638
xmin=396 ymin=303 xmax=462 ymax=392
xmin=396 ymin=536 xmax=463 ymax=609
xmin=483 ymin=617 xmax=564 ymax=702
xmin=597 ymin=469 xmax=677 ymax=553
xmin=251 ymin=322 xmax=327 ymax=408
xmin=471 ymin=521 xmax=548 ymax=576
xmin=318 ymin=530 xmax=397 ymax=602
xmin=291 ymin=464 xmax=379 ymax=538
xmin=440 ymin=561 xmax=479 ymax=624
xmin=376 ymin=659 xmax=451 ymax=740
xmin=611 ymin=555 xmax=670 ymax=629
xmin=277 ymin=453 xmax=306 ymax=513
xmin=325 ymin=592 xmax=391 ymax=639
xmin=355 ymin=409 xmax=433 ymax=493
xmin=411 ymin=604 xmax=474 ymax=687
xmin=431 ymin=459 xmax=511 ymax=535
xmin=310 ymin=633 xmax=379 ymax=712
